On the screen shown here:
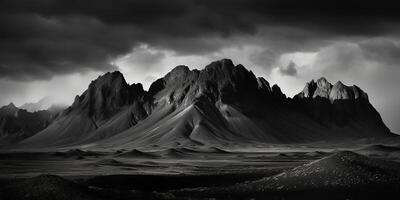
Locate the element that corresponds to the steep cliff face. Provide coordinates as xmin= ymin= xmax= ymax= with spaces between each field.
xmin=148 ymin=59 xmax=273 ymax=108
xmin=68 ymin=71 xmax=149 ymax=124
xmin=12 ymin=59 xmax=393 ymax=149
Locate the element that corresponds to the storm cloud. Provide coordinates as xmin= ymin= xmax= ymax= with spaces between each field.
xmin=1 ymin=0 xmax=400 ymax=80
xmin=279 ymin=61 xmax=298 ymax=76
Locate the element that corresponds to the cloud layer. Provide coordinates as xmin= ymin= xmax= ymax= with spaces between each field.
xmin=1 ymin=0 xmax=400 ymax=80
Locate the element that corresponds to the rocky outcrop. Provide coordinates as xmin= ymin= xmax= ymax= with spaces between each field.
xmin=256 ymin=77 xmax=272 ymax=93
xmin=296 ymin=78 xmax=368 ymax=102
xmin=69 ymin=71 xmax=149 ymax=121
xmin=149 ymin=59 xmax=275 ymax=107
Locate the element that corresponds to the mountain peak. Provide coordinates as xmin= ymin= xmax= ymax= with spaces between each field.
xmin=271 ymin=84 xmax=286 ymax=99
xmin=256 ymin=77 xmax=271 ymax=93
xmin=148 ymin=58 xmax=260 ymax=105
xmin=293 ymin=77 xmax=332 ymax=99
xmin=312 ymin=77 xmax=332 ymax=98
xmin=299 ymin=80 xmax=317 ymax=98
xmin=70 ymin=70 xmax=146 ymax=120
xmin=334 ymin=80 xmax=345 ymax=87
xmin=92 ymin=71 xmax=126 ymax=87
xmin=316 ymin=77 xmax=328 ymax=83
xmin=7 ymin=102 xmax=16 ymax=108
xmin=170 ymin=65 xmax=190 ymax=74
xmin=203 ymin=59 xmax=235 ymax=76
xmin=3 ymin=102 xmax=18 ymax=111
xmin=164 ymin=65 xmax=191 ymax=83
xmin=0 ymin=102 xmax=19 ymax=117
xmin=296 ymin=78 xmax=369 ymax=102
xmin=206 ymin=58 xmax=234 ymax=68
xmin=330 ymin=81 xmax=368 ymax=101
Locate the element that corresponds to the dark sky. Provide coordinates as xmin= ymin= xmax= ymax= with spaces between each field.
xmin=1 ymin=0 xmax=400 ymax=133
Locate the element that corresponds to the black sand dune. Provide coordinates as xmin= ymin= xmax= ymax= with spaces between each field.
xmin=173 ymin=151 xmax=400 ymax=199
xmin=246 ymin=151 xmax=400 ymax=190
xmin=52 ymin=149 xmax=104 ymax=158
xmin=115 ymin=149 xmax=160 ymax=158
xmin=116 ymin=147 xmax=231 ymax=159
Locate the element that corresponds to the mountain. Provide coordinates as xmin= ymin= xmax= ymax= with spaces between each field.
xmin=14 ymin=59 xmax=394 ymax=149
xmin=19 ymin=96 xmax=61 ymax=112
xmin=19 ymin=71 xmax=151 ymax=147
xmin=293 ymin=77 xmax=390 ymax=136
xmin=0 ymin=103 xmax=59 ymax=145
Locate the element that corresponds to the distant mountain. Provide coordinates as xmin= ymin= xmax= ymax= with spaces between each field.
xmin=20 ymin=96 xmax=54 ymax=112
xmin=0 ymin=103 xmax=61 ymax=145
xmin=14 ymin=59 xmax=394 ymax=149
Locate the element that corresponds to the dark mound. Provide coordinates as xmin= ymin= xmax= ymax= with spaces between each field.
xmin=0 ymin=175 xmax=101 ymax=200
xmin=95 ymin=159 xmax=125 ymax=166
xmin=246 ymin=151 xmax=400 ymax=190
xmin=172 ymin=146 xmax=230 ymax=154
xmin=116 ymin=149 xmax=159 ymax=158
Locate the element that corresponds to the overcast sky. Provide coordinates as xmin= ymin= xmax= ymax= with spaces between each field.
xmin=1 ymin=0 xmax=400 ymax=133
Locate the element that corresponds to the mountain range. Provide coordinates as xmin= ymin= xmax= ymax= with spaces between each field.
xmin=0 ymin=59 xmax=394 ymax=150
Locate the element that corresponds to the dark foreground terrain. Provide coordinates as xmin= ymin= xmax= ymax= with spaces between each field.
xmin=1 ymin=145 xmax=400 ymax=200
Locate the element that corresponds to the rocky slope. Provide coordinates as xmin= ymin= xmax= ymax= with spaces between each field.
xmin=12 ymin=59 xmax=394 ymax=149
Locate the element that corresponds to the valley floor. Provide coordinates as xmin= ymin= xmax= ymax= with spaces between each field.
xmin=1 ymin=144 xmax=400 ymax=199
